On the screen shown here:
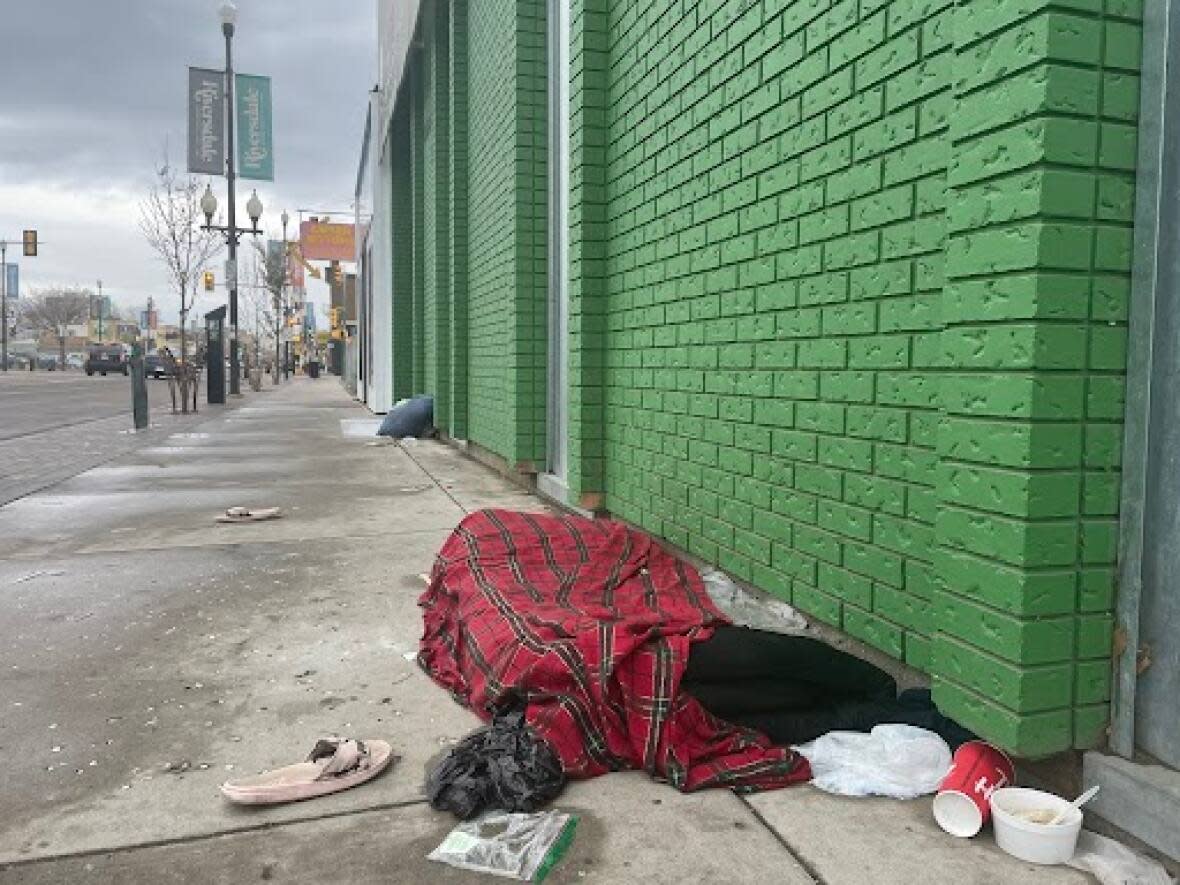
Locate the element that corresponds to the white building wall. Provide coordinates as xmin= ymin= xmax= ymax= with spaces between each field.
xmin=367 ymin=146 xmax=393 ymax=413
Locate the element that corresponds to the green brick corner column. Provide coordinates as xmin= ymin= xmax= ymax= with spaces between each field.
xmin=934 ymin=0 xmax=1140 ymax=757
xmin=449 ymin=0 xmax=470 ymax=439
xmin=566 ymin=0 xmax=608 ymax=510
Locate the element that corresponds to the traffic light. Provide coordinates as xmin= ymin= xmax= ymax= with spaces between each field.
xmin=203 ymin=271 xmax=215 ymax=292
xmin=22 ymin=229 xmax=37 ymax=257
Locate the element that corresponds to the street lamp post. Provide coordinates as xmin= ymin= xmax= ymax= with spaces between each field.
xmin=199 ymin=1 xmax=264 ymax=397
xmin=222 ymin=0 xmax=240 ymax=395
xmin=96 ymin=279 xmax=104 ymax=341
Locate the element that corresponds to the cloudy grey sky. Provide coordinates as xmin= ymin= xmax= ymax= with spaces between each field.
xmin=0 ymin=0 xmax=376 ymax=324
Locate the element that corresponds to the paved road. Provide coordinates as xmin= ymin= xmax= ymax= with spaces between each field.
xmin=0 ymin=371 xmax=208 ymax=506
xmin=0 ymin=372 xmax=135 ymax=441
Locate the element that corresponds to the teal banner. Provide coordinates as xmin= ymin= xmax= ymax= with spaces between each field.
xmin=235 ymin=74 xmax=273 ymax=181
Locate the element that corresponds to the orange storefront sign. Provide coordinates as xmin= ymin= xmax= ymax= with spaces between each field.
xmin=299 ymin=221 xmax=355 ymax=262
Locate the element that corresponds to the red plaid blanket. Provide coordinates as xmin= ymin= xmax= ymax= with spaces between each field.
xmin=418 ymin=509 xmax=810 ymax=792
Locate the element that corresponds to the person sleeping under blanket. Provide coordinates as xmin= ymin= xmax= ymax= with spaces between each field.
xmin=681 ymin=625 xmax=974 ymax=750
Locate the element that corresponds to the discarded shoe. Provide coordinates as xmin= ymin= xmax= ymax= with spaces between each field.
xmin=216 ymin=506 xmax=282 ymax=523
xmin=220 ymin=737 xmax=396 ymax=804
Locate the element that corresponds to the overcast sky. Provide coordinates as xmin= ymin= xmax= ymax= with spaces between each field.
xmin=0 ymin=0 xmax=376 ymax=325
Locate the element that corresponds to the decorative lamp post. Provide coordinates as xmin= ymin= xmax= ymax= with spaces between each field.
xmin=199 ymin=0 xmax=263 ymax=398
xmin=197 ymin=0 xmax=266 ymax=395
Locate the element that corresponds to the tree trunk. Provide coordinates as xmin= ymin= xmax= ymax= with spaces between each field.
xmin=178 ymin=308 xmax=189 ymax=414
xmin=58 ymin=337 xmax=66 ymax=371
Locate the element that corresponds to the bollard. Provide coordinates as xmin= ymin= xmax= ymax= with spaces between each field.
xmin=130 ymin=342 xmax=149 ymax=430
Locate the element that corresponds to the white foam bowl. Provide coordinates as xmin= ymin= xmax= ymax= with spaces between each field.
xmin=989 ymin=787 xmax=1083 ymax=865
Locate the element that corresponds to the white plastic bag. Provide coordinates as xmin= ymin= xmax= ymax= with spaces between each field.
xmin=700 ymin=568 xmax=809 ymax=633
xmin=794 ymin=724 xmax=952 ymax=799
xmin=427 ymin=810 xmax=577 ymax=881
xmin=1067 ymin=831 xmax=1174 ymax=885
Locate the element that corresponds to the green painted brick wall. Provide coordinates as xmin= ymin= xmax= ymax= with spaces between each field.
xmin=466 ymin=0 xmax=515 ymax=456
xmin=464 ymin=0 xmax=549 ymax=464
xmin=411 ymin=60 xmax=426 ymax=395
xmin=934 ymin=0 xmax=1140 ymax=755
xmin=567 ymin=0 xmax=1139 ymax=756
xmin=423 ymin=0 xmax=452 ymax=433
xmin=387 ymin=0 xmax=1140 ymax=757
xmin=449 ymin=0 xmax=470 ymax=438
xmin=591 ymin=0 xmax=956 ymax=671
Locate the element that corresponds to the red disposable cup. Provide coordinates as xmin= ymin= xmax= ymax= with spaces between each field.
xmin=932 ymin=741 xmax=1015 ymax=838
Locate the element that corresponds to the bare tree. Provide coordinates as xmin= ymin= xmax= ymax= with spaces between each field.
xmin=251 ymin=239 xmax=286 ymax=383
xmin=22 ymin=287 xmax=90 ymax=369
xmin=139 ymin=160 xmax=221 ymax=412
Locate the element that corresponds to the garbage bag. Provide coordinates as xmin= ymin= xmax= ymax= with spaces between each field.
xmin=426 ymin=706 xmax=566 ymax=819
xmin=794 ymin=724 xmax=951 ymax=799
xmin=427 ymin=810 xmax=578 ymax=882
xmin=376 ymin=395 xmax=434 ymax=438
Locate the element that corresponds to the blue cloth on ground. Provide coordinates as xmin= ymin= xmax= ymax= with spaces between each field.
xmin=377 ymin=395 xmax=434 ymax=438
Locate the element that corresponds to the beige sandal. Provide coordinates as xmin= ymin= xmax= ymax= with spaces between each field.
xmin=220 ymin=737 xmax=396 ymax=805
xmin=216 ymin=506 xmax=282 ymax=523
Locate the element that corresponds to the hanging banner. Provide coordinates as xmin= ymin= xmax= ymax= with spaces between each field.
xmin=187 ymin=67 xmax=225 ymax=175
xmin=5 ymin=264 xmax=17 ymax=299
xmin=299 ymin=221 xmax=355 ymax=261
xmin=236 ymin=74 xmax=274 ymax=181
xmin=287 ymin=243 xmax=305 ymax=288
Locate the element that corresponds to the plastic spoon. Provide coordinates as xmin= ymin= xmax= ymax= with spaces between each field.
xmin=1048 ymin=785 xmax=1100 ymax=825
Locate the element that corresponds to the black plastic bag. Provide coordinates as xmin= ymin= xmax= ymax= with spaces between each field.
xmin=377 ymin=395 xmax=434 ymax=438
xmin=426 ymin=705 xmax=566 ymax=820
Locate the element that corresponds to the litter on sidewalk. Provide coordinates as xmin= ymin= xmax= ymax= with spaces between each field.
xmin=216 ymin=506 xmax=282 ymax=523
xmin=219 ymin=736 xmax=396 ymax=804
xmin=427 ymin=809 xmax=578 ymax=882
xmin=793 ymin=724 xmax=951 ymax=799
xmin=426 ymin=703 xmax=565 ymax=820
xmin=1067 ymin=830 xmax=1175 ymax=885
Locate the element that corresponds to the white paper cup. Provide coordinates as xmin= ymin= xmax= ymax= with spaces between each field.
xmin=933 ymin=789 xmax=983 ymax=837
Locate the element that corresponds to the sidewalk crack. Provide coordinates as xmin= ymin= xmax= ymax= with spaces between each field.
xmin=738 ymin=794 xmax=825 ymax=884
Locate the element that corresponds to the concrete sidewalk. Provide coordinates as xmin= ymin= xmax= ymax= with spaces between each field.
xmin=0 ymin=381 xmax=1093 ymax=884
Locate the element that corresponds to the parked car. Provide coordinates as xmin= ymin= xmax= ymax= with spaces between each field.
xmin=65 ymin=354 xmax=85 ymax=371
xmin=85 ymin=345 xmax=128 ymax=376
xmin=37 ymin=355 xmax=59 ymax=371
xmin=144 ymin=354 xmax=175 ymax=379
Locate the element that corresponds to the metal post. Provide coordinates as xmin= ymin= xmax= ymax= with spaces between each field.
xmin=224 ymin=18 xmax=241 ymax=396
xmin=130 ymin=340 xmax=148 ymax=430
xmin=1 ymin=241 xmax=8 ymax=372
xmin=97 ymin=279 xmax=104 ymax=341
xmin=1113 ymin=0 xmax=1179 ymax=761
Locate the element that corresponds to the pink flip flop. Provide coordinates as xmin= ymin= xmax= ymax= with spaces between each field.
xmin=220 ymin=737 xmax=396 ymax=805
xmin=216 ymin=506 xmax=282 ymax=524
